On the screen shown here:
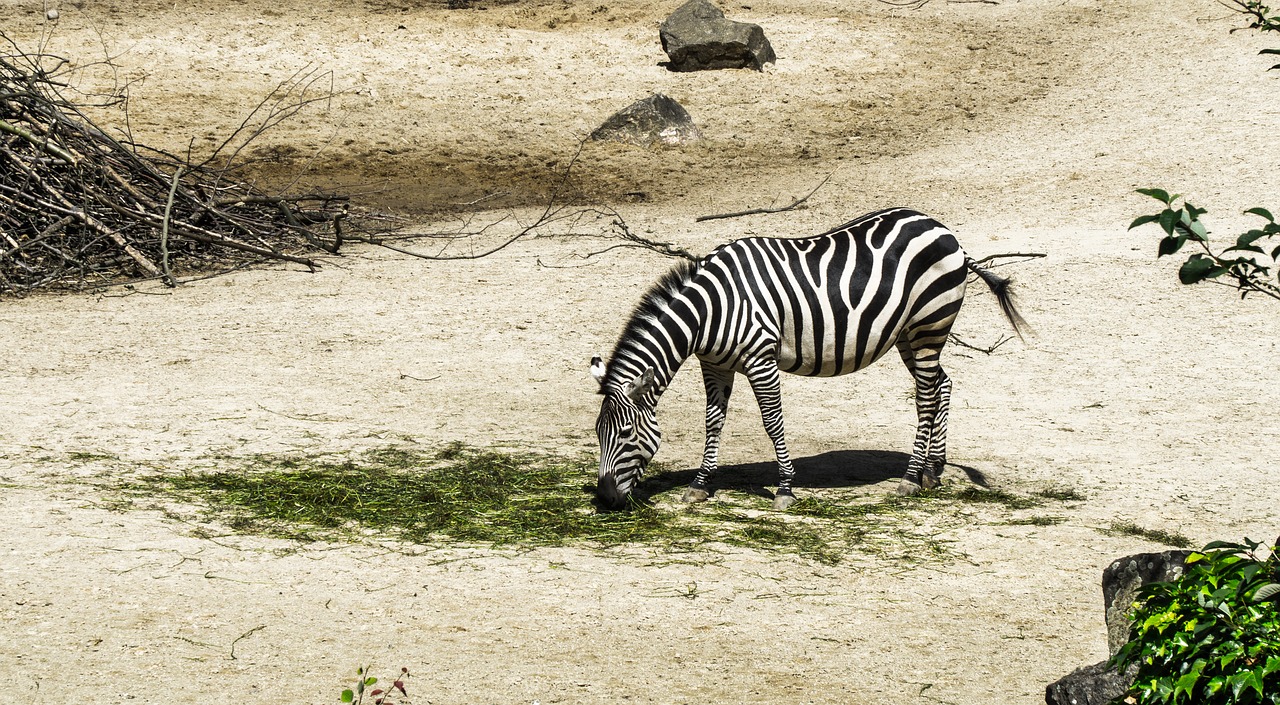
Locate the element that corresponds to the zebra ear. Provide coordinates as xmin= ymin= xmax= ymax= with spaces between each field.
xmin=625 ymin=367 xmax=656 ymax=402
xmin=589 ymin=355 xmax=607 ymax=385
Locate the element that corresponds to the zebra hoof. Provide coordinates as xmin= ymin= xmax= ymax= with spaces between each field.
xmin=682 ymin=487 xmax=709 ymax=503
xmin=896 ymin=478 xmax=923 ymax=496
xmin=921 ymin=473 xmax=941 ymax=491
xmin=772 ymin=493 xmax=796 ymax=511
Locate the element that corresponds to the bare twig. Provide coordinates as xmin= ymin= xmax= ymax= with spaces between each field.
xmin=695 ymin=171 xmax=834 ymax=222
xmin=0 ymin=36 xmax=346 ymax=294
xmin=948 ymin=333 xmax=1013 ymax=355
xmin=160 ymin=166 xmax=182 ymax=287
xmin=229 ymin=624 xmax=266 ymax=660
xmin=969 ymin=252 xmax=1046 ymax=267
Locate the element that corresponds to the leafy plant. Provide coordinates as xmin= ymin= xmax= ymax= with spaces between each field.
xmin=1221 ymin=0 xmax=1280 ymax=67
xmin=341 ymin=665 xmax=409 ymax=705
xmin=1130 ymin=189 xmax=1280 ymax=301
xmin=1110 ymin=538 xmax=1280 ymax=704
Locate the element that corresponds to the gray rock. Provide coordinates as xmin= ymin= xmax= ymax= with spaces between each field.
xmin=589 ymin=94 xmax=703 ymax=148
xmin=1045 ymin=550 xmax=1193 ymax=705
xmin=1045 ymin=659 xmax=1135 ymax=705
xmin=659 ymin=0 xmax=776 ymax=72
xmin=1102 ymin=550 xmax=1192 ymax=656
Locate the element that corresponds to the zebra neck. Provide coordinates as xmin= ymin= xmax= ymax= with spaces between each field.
xmin=608 ymin=306 xmax=700 ymax=403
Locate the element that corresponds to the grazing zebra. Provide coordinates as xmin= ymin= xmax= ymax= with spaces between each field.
xmin=589 ymin=207 xmax=1025 ymax=511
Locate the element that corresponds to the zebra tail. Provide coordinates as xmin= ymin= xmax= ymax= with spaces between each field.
xmin=965 ymin=257 xmax=1028 ymax=339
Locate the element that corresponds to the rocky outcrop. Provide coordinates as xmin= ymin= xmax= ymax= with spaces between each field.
xmin=1045 ymin=660 xmax=1135 ymax=705
xmin=1102 ymin=550 xmax=1192 ymax=655
xmin=659 ymin=0 xmax=775 ymax=72
xmin=589 ymin=94 xmax=703 ymax=148
xmin=1045 ymin=550 xmax=1193 ymax=705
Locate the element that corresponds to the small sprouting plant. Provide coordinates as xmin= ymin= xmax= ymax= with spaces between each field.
xmin=1110 ymin=538 xmax=1280 ymax=705
xmin=1130 ymin=189 xmax=1280 ymax=301
xmin=341 ymin=665 xmax=409 ymax=705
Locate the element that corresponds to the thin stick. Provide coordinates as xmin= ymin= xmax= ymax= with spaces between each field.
xmin=229 ymin=624 xmax=266 ymax=660
xmin=948 ymin=334 xmax=1012 ymax=355
xmin=695 ymin=171 xmax=834 ymax=222
xmin=969 ymin=252 xmax=1046 ymax=267
xmin=0 ymin=117 xmax=75 ymax=164
xmin=160 ymin=166 xmax=183 ymax=287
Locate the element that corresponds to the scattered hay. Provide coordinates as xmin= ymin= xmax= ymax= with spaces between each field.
xmin=119 ymin=443 xmax=1080 ymax=565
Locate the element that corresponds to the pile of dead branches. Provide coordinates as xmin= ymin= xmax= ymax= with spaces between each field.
xmin=0 ymin=37 xmax=345 ymax=294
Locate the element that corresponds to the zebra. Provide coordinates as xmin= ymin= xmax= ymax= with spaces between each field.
xmin=589 ymin=207 xmax=1025 ymax=511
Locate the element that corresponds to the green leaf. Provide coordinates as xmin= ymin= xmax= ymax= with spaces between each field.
xmin=365 ymin=677 xmax=378 ymax=686
xmin=1159 ymin=208 xmax=1180 ymax=235
xmin=1179 ymin=255 xmax=1218 ymax=284
xmin=1131 ymin=214 xmax=1161 ymax=230
xmin=1264 ymin=656 xmax=1280 ymax=676
xmin=1254 ymin=583 xmax=1280 ymax=601
xmin=1159 ymin=235 xmax=1187 ymax=257
xmin=1187 ymin=218 xmax=1209 ymax=242
xmin=1137 ymin=187 xmax=1173 ymax=203
xmin=1246 ymin=207 xmax=1276 ymax=222
xmin=1203 ymin=541 xmax=1244 ymax=551
xmin=342 ymin=690 xmax=355 ymax=703
xmin=1173 ymin=670 xmax=1200 ymax=700
xmin=1261 ymin=48 xmax=1280 ymax=55
xmin=1238 ymin=229 xmax=1270 ymax=247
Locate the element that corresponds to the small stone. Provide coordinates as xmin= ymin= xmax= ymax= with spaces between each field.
xmin=589 ymin=93 xmax=702 ymax=148
xmin=46 ymin=8 xmax=60 ymax=20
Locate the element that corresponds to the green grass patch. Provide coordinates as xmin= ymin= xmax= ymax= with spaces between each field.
xmin=946 ymin=485 xmax=1042 ymax=510
xmin=1005 ymin=515 xmax=1067 ymax=527
xmin=122 ymin=443 xmax=1075 ymax=565
xmin=1034 ymin=487 xmax=1086 ymax=502
xmin=1105 ymin=521 xmax=1194 ymax=548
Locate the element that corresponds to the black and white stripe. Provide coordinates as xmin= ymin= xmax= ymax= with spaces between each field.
xmin=590 ymin=208 xmax=1024 ymax=510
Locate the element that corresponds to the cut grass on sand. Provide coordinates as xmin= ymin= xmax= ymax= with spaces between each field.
xmin=121 ymin=442 xmax=1091 ymax=564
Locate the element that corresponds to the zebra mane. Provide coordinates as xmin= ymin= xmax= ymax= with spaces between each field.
xmin=601 ymin=257 xmax=701 ymax=392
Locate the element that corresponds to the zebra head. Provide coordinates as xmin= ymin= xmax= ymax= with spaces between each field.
xmin=590 ymin=355 xmax=661 ymax=509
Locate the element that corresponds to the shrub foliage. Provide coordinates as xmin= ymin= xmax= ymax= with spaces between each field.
xmin=1111 ymin=539 xmax=1280 ymax=704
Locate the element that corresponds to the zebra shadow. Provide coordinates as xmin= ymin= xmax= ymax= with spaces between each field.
xmin=633 ymin=450 xmax=989 ymax=502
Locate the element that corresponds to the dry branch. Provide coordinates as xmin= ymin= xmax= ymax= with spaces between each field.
xmin=695 ymin=172 xmax=834 ymax=223
xmin=0 ymin=34 xmax=346 ymax=294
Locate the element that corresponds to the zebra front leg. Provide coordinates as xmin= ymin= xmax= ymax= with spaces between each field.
xmin=684 ymin=363 xmax=735 ymax=503
xmin=745 ymin=360 xmax=798 ymax=511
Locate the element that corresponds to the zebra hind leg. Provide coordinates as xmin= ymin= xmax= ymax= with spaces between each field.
xmin=896 ymin=341 xmax=946 ymax=496
xmin=684 ymin=363 xmax=735 ymax=504
xmin=923 ymin=368 xmax=952 ymax=488
xmin=743 ymin=360 xmax=798 ymax=511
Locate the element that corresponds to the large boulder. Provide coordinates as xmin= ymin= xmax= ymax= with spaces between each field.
xmin=589 ymin=93 xmax=703 ymax=148
xmin=1102 ymin=550 xmax=1192 ymax=655
xmin=659 ymin=0 xmax=776 ymax=72
xmin=1045 ymin=550 xmax=1193 ymax=705
xmin=1045 ymin=660 xmax=1135 ymax=705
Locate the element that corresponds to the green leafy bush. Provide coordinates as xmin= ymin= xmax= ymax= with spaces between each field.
xmin=1110 ymin=539 xmax=1280 ymax=704
xmin=341 ymin=665 xmax=408 ymax=705
xmin=1223 ymin=0 xmax=1280 ymax=67
xmin=1130 ymin=189 xmax=1280 ymax=301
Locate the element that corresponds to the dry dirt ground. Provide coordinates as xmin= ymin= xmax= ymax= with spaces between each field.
xmin=3 ymin=0 xmax=1280 ymax=703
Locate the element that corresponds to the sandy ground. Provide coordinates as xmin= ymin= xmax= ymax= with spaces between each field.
xmin=2 ymin=0 xmax=1280 ymax=703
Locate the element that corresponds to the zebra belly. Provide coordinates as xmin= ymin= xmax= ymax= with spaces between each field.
xmin=774 ymin=316 xmax=905 ymax=377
